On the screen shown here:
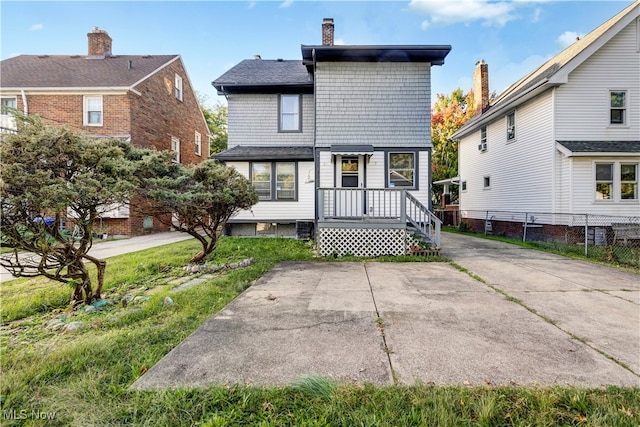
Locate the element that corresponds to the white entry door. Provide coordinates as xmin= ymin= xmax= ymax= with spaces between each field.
xmin=336 ymin=156 xmax=364 ymax=217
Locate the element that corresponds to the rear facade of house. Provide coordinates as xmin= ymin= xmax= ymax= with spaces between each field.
xmin=213 ymin=19 xmax=450 ymax=256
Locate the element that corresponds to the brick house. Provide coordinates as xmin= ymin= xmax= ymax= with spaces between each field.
xmin=0 ymin=28 xmax=210 ymax=236
xmin=212 ymin=19 xmax=450 ymax=256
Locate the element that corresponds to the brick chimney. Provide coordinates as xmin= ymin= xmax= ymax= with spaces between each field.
xmin=88 ymin=27 xmax=112 ymax=57
xmin=473 ymin=59 xmax=489 ymax=115
xmin=322 ymin=18 xmax=334 ymax=46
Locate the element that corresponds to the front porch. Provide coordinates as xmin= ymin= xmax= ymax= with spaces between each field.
xmin=316 ymin=188 xmax=441 ymax=257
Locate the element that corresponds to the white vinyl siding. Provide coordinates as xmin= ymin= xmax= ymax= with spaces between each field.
xmin=227 ymin=161 xmax=315 ymax=221
xmin=314 ymin=62 xmax=431 ymax=148
xmin=570 ymin=157 xmax=640 ymax=216
xmin=555 ymin=20 xmax=639 ymax=139
xmin=227 ymin=94 xmax=314 ymax=147
xmin=459 ymin=91 xmax=554 ymax=214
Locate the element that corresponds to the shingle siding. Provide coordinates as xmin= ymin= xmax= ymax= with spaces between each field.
xmin=227 ymin=93 xmax=314 ymax=147
xmin=314 ymin=62 xmax=431 ymax=148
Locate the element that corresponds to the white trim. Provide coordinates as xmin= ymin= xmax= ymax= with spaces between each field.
xmin=175 ymin=73 xmax=183 ymax=101
xmin=129 ymin=55 xmax=181 ymax=90
xmin=195 ymin=131 xmax=202 ymax=156
xmin=0 ymin=88 xmax=136 ymax=96
xmin=171 ymin=136 xmax=181 ymax=163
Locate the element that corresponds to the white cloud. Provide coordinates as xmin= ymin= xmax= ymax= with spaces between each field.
xmin=29 ymin=24 xmax=44 ymax=31
xmin=279 ymin=0 xmax=293 ymax=8
xmin=557 ymin=31 xmax=583 ymax=49
xmin=409 ymin=0 xmax=519 ymax=28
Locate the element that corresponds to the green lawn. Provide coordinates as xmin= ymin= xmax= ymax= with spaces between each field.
xmin=1 ymin=236 xmax=638 ymax=426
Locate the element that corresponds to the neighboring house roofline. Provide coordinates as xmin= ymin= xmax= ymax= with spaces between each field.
xmin=451 ymin=1 xmax=640 ymax=141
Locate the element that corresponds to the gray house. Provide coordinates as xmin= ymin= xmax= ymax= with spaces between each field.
xmin=213 ymin=19 xmax=450 ymax=256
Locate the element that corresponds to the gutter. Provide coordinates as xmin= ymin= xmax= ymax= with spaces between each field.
xmin=312 ymin=48 xmax=319 ymax=233
xmin=21 ymin=90 xmax=28 ymax=114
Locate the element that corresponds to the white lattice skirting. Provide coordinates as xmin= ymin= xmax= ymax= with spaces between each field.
xmin=317 ymin=227 xmax=416 ymax=257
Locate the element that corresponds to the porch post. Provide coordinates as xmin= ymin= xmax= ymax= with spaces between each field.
xmin=400 ymin=190 xmax=406 ymax=223
xmin=318 ymin=189 xmax=324 ymax=221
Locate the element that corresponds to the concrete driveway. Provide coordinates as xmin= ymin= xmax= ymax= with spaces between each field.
xmin=132 ymin=232 xmax=639 ymax=389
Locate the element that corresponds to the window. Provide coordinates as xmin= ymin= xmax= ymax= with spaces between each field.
xmin=83 ymin=95 xmax=102 ymax=126
xmin=621 ymin=163 xmax=638 ymax=200
xmin=171 ymin=137 xmax=180 ymax=163
xmin=461 ymin=181 xmax=467 ymax=191
xmin=610 ymin=91 xmax=626 ymax=125
xmin=506 ymin=111 xmax=515 ymax=140
xmin=194 ymin=132 xmax=202 ymax=156
xmin=1 ymin=97 xmax=16 ymax=114
xmin=279 ymin=94 xmax=301 ymax=132
xmin=483 ymin=176 xmax=491 ymax=189
xmin=388 ymin=153 xmax=415 ymax=187
xmin=595 ymin=162 xmax=639 ymax=201
xmin=479 ymin=126 xmax=487 ymax=151
xmin=175 ymin=74 xmax=183 ymax=101
xmin=251 ymin=162 xmax=297 ymax=201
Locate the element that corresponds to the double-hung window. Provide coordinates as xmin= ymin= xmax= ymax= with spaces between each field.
xmin=171 ymin=137 xmax=180 ymax=163
xmin=251 ymin=162 xmax=297 ymax=201
xmin=388 ymin=153 xmax=415 ymax=188
xmin=479 ymin=126 xmax=487 ymax=152
xmin=595 ymin=162 xmax=638 ymax=201
xmin=84 ymin=95 xmax=103 ymax=126
xmin=506 ymin=111 xmax=516 ymax=141
xmin=610 ymin=90 xmax=626 ymax=125
xmin=194 ymin=132 xmax=202 ymax=156
xmin=279 ymin=95 xmax=301 ymax=132
xmin=1 ymin=97 xmax=16 ymax=114
xmin=175 ymin=74 xmax=183 ymax=101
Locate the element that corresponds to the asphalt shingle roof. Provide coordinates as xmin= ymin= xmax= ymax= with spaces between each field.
xmin=212 ymin=59 xmax=311 ymax=89
xmin=557 ymin=141 xmax=640 ymax=153
xmin=0 ymin=54 xmax=179 ymax=88
xmin=212 ymin=145 xmax=314 ymax=161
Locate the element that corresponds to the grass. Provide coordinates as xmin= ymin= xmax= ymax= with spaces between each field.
xmin=1 ymin=236 xmax=639 ymax=426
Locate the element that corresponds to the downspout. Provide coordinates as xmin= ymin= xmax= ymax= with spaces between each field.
xmin=21 ymin=89 xmax=28 ymax=114
xmin=312 ymin=48 xmax=319 ymax=233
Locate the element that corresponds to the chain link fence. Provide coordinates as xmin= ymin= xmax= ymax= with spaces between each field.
xmin=436 ymin=209 xmax=640 ymax=269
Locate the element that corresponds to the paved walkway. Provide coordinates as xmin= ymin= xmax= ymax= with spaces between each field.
xmin=132 ymin=232 xmax=640 ymax=389
xmin=0 ymin=232 xmax=192 ymax=283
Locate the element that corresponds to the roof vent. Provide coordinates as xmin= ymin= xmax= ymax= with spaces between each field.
xmin=254 ymin=54 xmax=262 ymax=60
xmin=277 ymin=58 xmax=283 ymax=62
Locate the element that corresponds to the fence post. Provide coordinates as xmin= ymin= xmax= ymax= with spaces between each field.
xmin=584 ymin=214 xmax=588 ymax=257
xmin=523 ymin=212 xmax=528 ymax=242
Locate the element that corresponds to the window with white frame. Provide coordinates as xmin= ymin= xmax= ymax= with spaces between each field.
xmin=621 ymin=163 xmax=638 ymax=200
xmin=483 ymin=176 xmax=491 ymax=189
xmin=506 ymin=111 xmax=515 ymax=141
xmin=609 ymin=91 xmax=626 ymax=125
xmin=388 ymin=153 xmax=415 ymax=187
xmin=479 ymin=126 xmax=487 ymax=151
xmin=171 ymin=137 xmax=180 ymax=163
xmin=595 ymin=162 xmax=638 ymax=201
xmin=279 ymin=94 xmax=301 ymax=132
xmin=83 ymin=95 xmax=103 ymax=126
xmin=175 ymin=74 xmax=183 ymax=101
xmin=251 ymin=162 xmax=297 ymax=201
xmin=1 ymin=97 xmax=17 ymax=114
xmin=194 ymin=132 xmax=202 ymax=156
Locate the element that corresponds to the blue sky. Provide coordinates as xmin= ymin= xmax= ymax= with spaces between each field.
xmin=1 ymin=1 xmax=633 ymax=107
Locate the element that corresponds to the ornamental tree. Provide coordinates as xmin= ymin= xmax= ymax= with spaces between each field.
xmin=137 ymin=159 xmax=258 ymax=263
xmin=0 ymin=115 xmax=142 ymax=305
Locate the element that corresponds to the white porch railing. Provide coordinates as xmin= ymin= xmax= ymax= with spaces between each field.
xmin=317 ymin=188 xmax=441 ymax=247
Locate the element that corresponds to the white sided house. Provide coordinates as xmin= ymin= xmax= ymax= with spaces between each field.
xmin=213 ymin=19 xmax=451 ymax=256
xmin=451 ymin=2 xmax=640 ymax=235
